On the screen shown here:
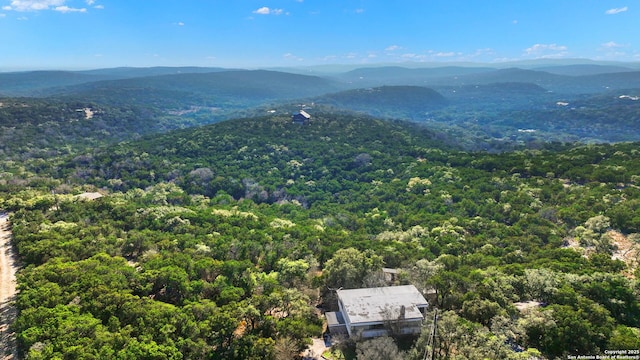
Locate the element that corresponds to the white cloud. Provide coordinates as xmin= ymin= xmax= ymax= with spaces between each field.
xmin=605 ymin=6 xmax=628 ymax=14
xmin=600 ymin=51 xmax=627 ymax=58
xmin=524 ymin=43 xmax=569 ymax=58
xmin=93 ymin=4 xmax=102 ymax=9
xmin=471 ymin=48 xmax=494 ymax=57
xmin=253 ymin=7 xmax=284 ymax=15
xmin=401 ymin=53 xmax=428 ymax=61
xmin=5 ymin=0 xmax=64 ymax=11
xmin=54 ymin=5 xmax=86 ymax=13
xmin=283 ymin=53 xmax=303 ymax=61
xmin=385 ymin=45 xmax=402 ymax=51
xmin=253 ymin=7 xmax=270 ymax=14
xmin=601 ymin=41 xmax=624 ymax=49
xmin=435 ymin=52 xmax=456 ymax=57
xmin=177 ymin=21 xmax=185 ymax=26
xmin=355 ymin=8 xmax=365 ymax=14
xmin=85 ymin=0 xmax=94 ymax=4
xmin=451 ymin=48 xmax=495 ymax=62
xmin=526 ymin=43 xmax=567 ymax=53
xmin=598 ymin=41 xmax=629 ymax=59
xmin=4 ymin=0 xmax=88 ymax=12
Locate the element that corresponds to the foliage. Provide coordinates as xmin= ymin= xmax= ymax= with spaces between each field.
xmin=356 ymin=336 xmax=405 ymax=360
xmin=2 ymin=111 xmax=640 ymax=359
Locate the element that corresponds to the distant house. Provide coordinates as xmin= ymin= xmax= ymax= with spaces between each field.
xmin=326 ymin=285 xmax=429 ymax=339
xmin=74 ymin=192 xmax=104 ymax=201
xmin=291 ymin=110 xmax=311 ymax=124
xmin=382 ymin=268 xmax=400 ymax=284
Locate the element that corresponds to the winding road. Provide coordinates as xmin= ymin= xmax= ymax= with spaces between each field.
xmin=0 ymin=213 xmax=18 ymax=360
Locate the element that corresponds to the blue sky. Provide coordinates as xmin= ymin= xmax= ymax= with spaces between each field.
xmin=0 ymin=0 xmax=638 ymax=70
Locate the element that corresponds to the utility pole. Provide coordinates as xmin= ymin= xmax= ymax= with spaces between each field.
xmin=424 ymin=308 xmax=438 ymax=360
xmin=431 ymin=308 xmax=438 ymax=360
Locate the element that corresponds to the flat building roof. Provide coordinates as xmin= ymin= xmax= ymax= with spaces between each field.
xmin=337 ymin=285 xmax=428 ymax=325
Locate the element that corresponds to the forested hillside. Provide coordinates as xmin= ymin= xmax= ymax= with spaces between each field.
xmin=1 ymin=113 xmax=639 ymax=359
xmin=0 ymin=97 xmax=189 ymax=161
xmin=3 ymin=65 xmax=640 ymax=152
xmin=313 ymin=86 xmax=448 ymax=118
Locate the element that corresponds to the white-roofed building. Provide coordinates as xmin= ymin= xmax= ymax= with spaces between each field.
xmin=326 ymin=285 xmax=428 ymax=339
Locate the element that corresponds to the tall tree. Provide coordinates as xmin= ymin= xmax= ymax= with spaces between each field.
xmin=323 ymin=248 xmax=384 ymax=289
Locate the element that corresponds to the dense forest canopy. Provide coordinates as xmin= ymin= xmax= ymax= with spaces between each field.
xmin=1 ymin=64 xmax=640 ymax=359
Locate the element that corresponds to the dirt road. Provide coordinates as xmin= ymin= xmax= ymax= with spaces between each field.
xmin=0 ymin=213 xmax=19 ymax=360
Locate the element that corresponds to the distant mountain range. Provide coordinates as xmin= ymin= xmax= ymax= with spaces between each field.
xmin=314 ymin=86 xmax=448 ymax=117
xmin=2 ymin=60 xmax=640 ymax=152
xmin=0 ymin=67 xmax=231 ymax=96
xmin=331 ymin=66 xmax=640 ymax=94
xmin=2 ymin=64 xmax=639 ymax=117
xmin=3 ymin=61 xmax=640 ymax=98
xmin=533 ymin=64 xmax=636 ymax=76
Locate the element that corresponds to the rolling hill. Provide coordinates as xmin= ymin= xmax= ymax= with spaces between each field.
xmin=336 ymin=66 xmax=640 ymax=94
xmin=58 ymin=70 xmax=340 ymax=100
xmin=0 ymin=71 xmax=111 ymax=97
xmin=313 ymin=86 xmax=448 ymax=118
xmin=44 ymin=70 xmax=343 ymax=118
xmin=434 ymin=82 xmax=550 ymax=108
xmin=534 ymin=64 xmax=636 ymax=76
xmin=335 ymin=66 xmax=495 ymax=87
xmin=0 ymin=67 xmax=232 ymax=97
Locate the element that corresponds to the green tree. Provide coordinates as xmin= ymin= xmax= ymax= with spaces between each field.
xmin=356 ymin=336 xmax=404 ymax=360
xmin=323 ymin=248 xmax=384 ymax=289
xmin=608 ymin=325 xmax=640 ymax=350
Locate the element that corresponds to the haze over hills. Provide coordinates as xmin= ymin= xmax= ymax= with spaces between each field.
xmin=3 ymin=60 xmax=640 ymax=96
xmin=0 ymin=67 xmax=232 ymax=97
xmin=315 ymin=86 xmax=448 ymax=118
xmin=334 ymin=66 xmax=495 ymax=87
xmin=433 ymin=82 xmax=551 ymax=110
xmin=2 ymin=60 xmax=640 ymax=153
xmin=0 ymin=71 xmax=112 ymax=97
xmin=533 ymin=64 xmax=637 ymax=76
xmin=59 ymin=70 xmax=342 ymax=101
xmin=268 ymin=59 xmax=640 ymax=76
xmin=77 ymin=66 xmax=232 ymax=78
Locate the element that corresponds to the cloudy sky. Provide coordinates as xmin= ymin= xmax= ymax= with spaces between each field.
xmin=0 ymin=0 xmax=638 ymax=70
